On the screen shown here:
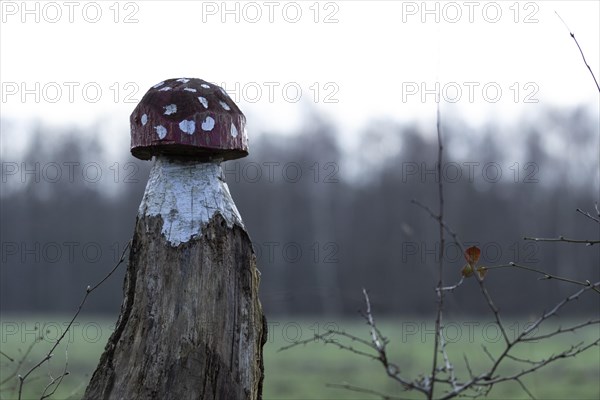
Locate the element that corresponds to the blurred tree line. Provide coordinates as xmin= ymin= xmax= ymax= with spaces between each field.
xmin=1 ymin=107 xmax=598 ymax=316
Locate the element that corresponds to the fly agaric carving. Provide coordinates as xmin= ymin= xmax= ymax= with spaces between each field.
xmin=130 ymin=78 xmax=248 ymax=162
xmin=84 ymin=78 xmax=266 ymax=400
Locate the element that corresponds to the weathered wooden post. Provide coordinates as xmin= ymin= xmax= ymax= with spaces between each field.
xmin=84 ymin=78 xmax=266 ymax=399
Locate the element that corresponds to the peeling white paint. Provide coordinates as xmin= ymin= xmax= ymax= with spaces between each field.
xmin=177 ymin=78 xmax=190 ymax=83
xmin=159 ymin=87 xmax=172 ymax=91
xmin=139 ymin=158 xmax=244 ymax=246
xmin=164 ymin=104 xmax=177 ymax=115
xmin=198 ymin=96 xmax=208 ymax=109
xmin=201 ymin=116 xmax=215 ymax=131
xmin=219 ymin=101 xmax=231 ymax=111
xmin=201 ymin=84 xmax=211 ymax=89
xmin=184 ymin=88 xmax=197 ymax=92
xmin=141 ymin=114 xmax=148 ymax=125
xmin=155 ymin=125 xmax=167 ymax=139
xmin=179 ymin=120 xmax=195 ymax=134
xmin=153 ymin=81 xmax=165 ymax=89
xmin=231 ymin=123 xmax=238 ymax=138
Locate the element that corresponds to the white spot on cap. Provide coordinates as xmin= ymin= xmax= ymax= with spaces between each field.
xmin=141 ymin=114 xmax=148 ymax=125
xmin=159 ymin=87 xmax=172 ymax=91
xmin=179 ymin=120 xmax=196 ymax=135
xmin=198 ymin=96 xmax=208 ymax=109
xmin=177 ymin=78 xmax=190 ymax=83
xmin=201 ymin=84 xmax=210 ymax=89
xmin=220 ymin=87 xmax=228 ymax=96
xmin=164 ymin=104 xmax=177 ymax=115
xmin=155 ymin=125 xmax=167 ymax=139
xmin=153 ymin=81 xmax=165 ymax=88
xmin=231 ymin=123 xmax=238 ymax=138
xmin=219 ymin=101 xmax=230 ymax=111
xmin=201 ymin=116 xmax=215 ymax=131
xmin=184 ymin=87 xmax=197 ymax=92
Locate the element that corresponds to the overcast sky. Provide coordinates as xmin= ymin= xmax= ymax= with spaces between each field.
xmin=1 ymin=0 xmax=599 ymax=157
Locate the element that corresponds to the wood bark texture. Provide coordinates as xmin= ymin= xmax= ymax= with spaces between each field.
xmin=83 ymin=213 xmax=266 ymax=400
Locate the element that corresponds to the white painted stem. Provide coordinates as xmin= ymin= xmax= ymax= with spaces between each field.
xmin=138 ymin=156 xmax=244 ymax=246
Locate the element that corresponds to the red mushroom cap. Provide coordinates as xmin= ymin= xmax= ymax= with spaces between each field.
xmin=130 ymin=78 xmax=248 ymax=161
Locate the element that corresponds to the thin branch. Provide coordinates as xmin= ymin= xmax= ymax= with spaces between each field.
xmin=524 ymin=236 xmax=599 ymax=245
xmin=437 ymin=277 xmax=465 ymax=293
xmin=481 ymin=345 xmax=496 ymax=363
xmin=483 ymin=339 xmax=600 ymax=385
xmin=39 ymin=344 xmax=70 ymax=400
xmin=522 ymin=318 xmax=600 ymax=342
xmin=280 ymin=289 xmax=428 ymax=395
xmin=439 ymin=325 xmax=459 ymax=393
xmin=485 ymin=263 xmax=600 ymax=294
xmin=429 ymin=101 xmax=445 ymax=400
xmin=519 ymin=282 xmax=600 ymax=339
xmin=0 ymin=334 xmax=43 ymax=387
xmin=463 ymin=354 xmax=474 ymax=379
xmin=17 ymin=241 xmax=131 ymax=400
xmin=515 ymin=378 xmax=536 ymax=400
xmin=362 ymin=288 xmax=384 ymax=352
xmin=555 ymin=11 xmax=600 ymax=93
xmin=576 ymin=207 xmax=600 ymax=224
xmin=505 ymin=353 xmax=541 ymax=365
xmin=411 ymin=200 xmax=465 ymax=252
xmin=476 ymin=276 xmax=511 ymax=346
xmin=360 ymin=289 xmax=426 ymax=393
xmin=278 ymin=330 xmax=380 ymax=361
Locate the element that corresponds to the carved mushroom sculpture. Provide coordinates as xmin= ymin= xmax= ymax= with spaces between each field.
xmin=83 ymin=78 xmax=265 ymax=400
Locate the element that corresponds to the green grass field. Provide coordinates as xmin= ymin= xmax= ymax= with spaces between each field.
xmin=1 ymin=315 xmax=598 ymax=399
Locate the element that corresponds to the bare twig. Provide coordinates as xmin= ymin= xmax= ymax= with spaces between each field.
xmin=522 ymin=318 xmax=600 ymax=342
xmin=505 ymin=353 xmax=540 ymax=365
xmin=39 ymin=344 xmax=70 ymax=400
xmin=410 ymin=200 xmax=465 ymax=252
xmin=0 ymin=352 xmax=15 ymax=362
xmin=483 ymin=339 xmax=600 ymax=386
xmin=0 ymin=333 xmax=43 ymax=387
xmin=429 ymin=102 xmax=445 ymax=400
xmin=555 ymin=11 xmax=600 ymax=93
xmin=16 ymin=241 xmax=131 ymax=400
xmin=278 ymin=329 xmax=380 ymax=361
xmin=362 ymin=288 xmax=384 ymax=352
xmin=437 ymin=277 xmax=465 ymax=293
xmin=481 ymin=345 xmax=496 ymax=363
xmin=463 ymin=354 xmax=474 ymax=379
xmin=439 ymin=325 xmax=459 ymax=393
xmin=434 ymin=282 xmax=600 ymax=399
xmin=484 ymin=263 xmax=600 ymax=294
xmin=360 ymin=289 xmax=426 ymax=393
xmin=279 ymin=290 xmax=428 ymax=395
xmin=519 ymin=282 xmax=600 ymax=339
xmin=576 ymin=207 xmax=600 ymax=224
xmin=524 ymin=236 xmax=599 ymax=245
xmin=478 ymin=278 xmax=510 ymax=346
xmin=515 ymin=378 xmax=536 ymax=400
